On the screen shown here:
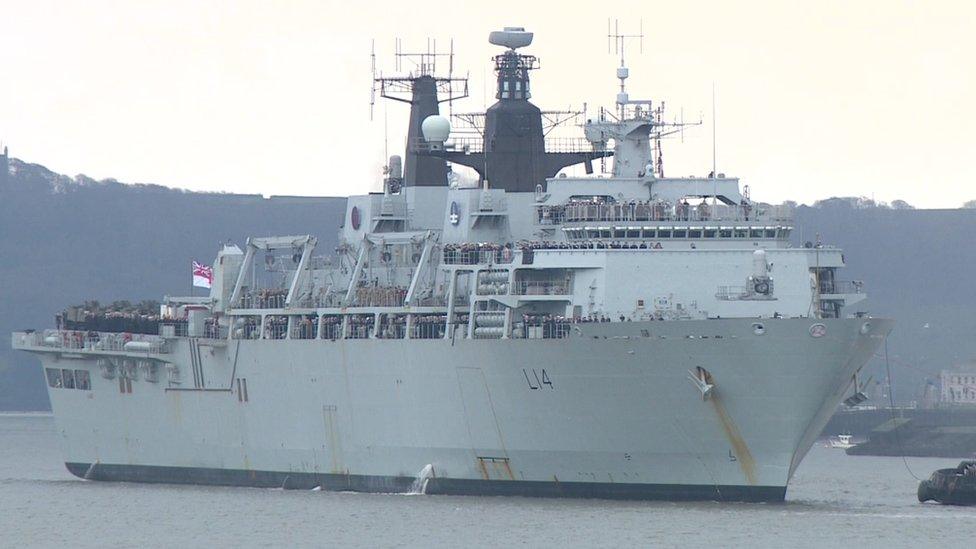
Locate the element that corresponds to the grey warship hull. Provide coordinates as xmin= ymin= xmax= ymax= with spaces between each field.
xmin=24 ymin=317 xmax=889 ymax=502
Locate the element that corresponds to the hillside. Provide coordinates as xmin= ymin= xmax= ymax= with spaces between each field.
xmin=0 ymin=158 xmax=346 ymax=409
xmin=2 ymin=158 xmax=975 ymax=410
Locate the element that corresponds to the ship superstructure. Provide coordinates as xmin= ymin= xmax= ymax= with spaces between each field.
xmin=13 ymin=28 xmax=890 ymax=502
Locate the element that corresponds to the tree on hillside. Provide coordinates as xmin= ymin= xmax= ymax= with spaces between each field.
xmin=891 ymin=200 xmax=914 ymax=210
xmin=964 ymin=200 xmax=976 ymax=209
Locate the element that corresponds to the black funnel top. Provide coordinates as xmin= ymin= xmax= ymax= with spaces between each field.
xmin=403 ymin=75 xmax=449 ymax=187
xmin=430 ymin=48 xmax=607 ymax=192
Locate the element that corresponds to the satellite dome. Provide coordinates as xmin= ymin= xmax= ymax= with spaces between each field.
xmin=421 ymin=115 xmax=451 ymax=144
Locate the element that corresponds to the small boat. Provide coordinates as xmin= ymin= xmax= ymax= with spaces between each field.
xmin=826 ymin=434 xmax=856 ymax=449
xmin=917 ymin=461 xmax=976 ymax=505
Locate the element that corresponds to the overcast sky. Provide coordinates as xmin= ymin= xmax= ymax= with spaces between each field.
xmin=1 ymin=0 xmax=973 ymax=207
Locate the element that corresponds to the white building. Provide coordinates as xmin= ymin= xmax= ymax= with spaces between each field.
xmin=940 ymin=364 xmax=976 ymax=405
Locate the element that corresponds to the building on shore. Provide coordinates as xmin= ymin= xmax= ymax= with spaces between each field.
xmin=940 ymin=362 xmax=976 ymax=406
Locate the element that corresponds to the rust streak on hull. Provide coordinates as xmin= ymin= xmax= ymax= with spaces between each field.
xmin=710 ymin=396 xmax=757 ymax=485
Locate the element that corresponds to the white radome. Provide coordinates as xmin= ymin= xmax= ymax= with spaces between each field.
xmin=421 ymin=115 xmax=451 ymax=144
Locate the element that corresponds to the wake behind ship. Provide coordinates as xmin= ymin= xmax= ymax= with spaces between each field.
xmin=13 ymin=27 xmax=891 ymax=502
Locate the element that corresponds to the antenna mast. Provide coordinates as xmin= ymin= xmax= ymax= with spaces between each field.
xmin=607 ymin=18 xmax=643 ymax=119
xmin=712 ymin=81 xmax=717 ymax=178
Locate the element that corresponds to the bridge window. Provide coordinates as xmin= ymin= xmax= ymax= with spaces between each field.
xmin=765 ymin=229 xmax=777 ymax=238
xmin=704 ymin=228 xmax=717 ymax=238
xmin=719 ymin=228 xmax=732 ymax=238
xmin=45 ymin=368 xmax=63 ymax=388
xmin=75 ymin=369 xmax=91 ymax=390
xmin=658 ymin=229 xmax=672 ymax=238
xmin=750 ymin=228 xmax=764 ymax=239
xmin=673 ymin=229 xmax=687 ymax=238
xmin=734 ymin=228 xmax=748 ymax=238
xmin=626 ymin=229 xmax=640 ymax=238
xmin=688 ymin=229 xmax=703 ymax=238
xmin=641 ymin=228 xmax=656 ymax=238
xmin=61 ymin=369 xmax=76 ymax=389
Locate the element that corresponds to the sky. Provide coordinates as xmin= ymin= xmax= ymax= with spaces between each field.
xmin=0 ymin=0 xmax=973 ymax=207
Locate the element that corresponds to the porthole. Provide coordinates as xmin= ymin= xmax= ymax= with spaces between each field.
xmin=809 ymin=323 xmax=827 ymax=338
xmin=752 ymin=322 xmax=766 ymax=335
xmin=860 ymin=322 xmax=872 ymax=335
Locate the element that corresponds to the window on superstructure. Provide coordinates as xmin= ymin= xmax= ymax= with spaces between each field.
xmin=765 ymin=229 xmax=776 ymax=238
xmin=45 ymin=368 xmax=63 ymax=388
xmin=600 ymin=229 xmax=611 ymax=239
xmin=75 ymin=369 xmax=91 ymax=390
xmin=657 ymin=229 xmax=671 ymax=238
xmin=777 ymin=228 xmax=791 ymax=239
xmin=688 ymin=229 xmax=702 ymax=238
xmin=734 ymin=228 xmax=748 ymax=238
xmin=673 ymin=229 xmax=687 ymax=238
xmin=614 ymin=228 xmax=625 ymax=239
xmin=704 ymin=228 xmax=717 ymax=238
xmin=626 ymin=229 xmax=640 ymax=238
xmin=588 ymin=229 xmax=600 ymax=239
xmin=61 ymin=369 xmax=75 ymax=389
xmin=719 ymin=228 xmax=732 ymax=238
xmin=641 ymin=228 xmax=656 ymax=238
xmin=750 ymin=228 xmax=764 ymax=239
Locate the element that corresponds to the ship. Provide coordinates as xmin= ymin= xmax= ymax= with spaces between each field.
xmin=12 ymin=27 xmax=891 ymax=502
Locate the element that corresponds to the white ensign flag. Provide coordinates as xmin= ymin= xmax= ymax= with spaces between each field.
xmin=192 ymin=261 xmax=213 ymax=289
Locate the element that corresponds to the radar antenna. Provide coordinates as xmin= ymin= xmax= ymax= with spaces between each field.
xmin=370 ymin=38 xmax=469 ymax=120
xmin=370 ymin=38 xmax=469 ymax=187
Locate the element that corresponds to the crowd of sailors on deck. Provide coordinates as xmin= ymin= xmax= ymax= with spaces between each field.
xmin=240 ymin=288 xmax=288 ymax=309
xmin=442 ymin=242 xmax=516 ymax=264
xmin=557 ymin=198 xmax=752 ymax=223
xmin=443 ymin=240 xmax=667 ymax=263
xmin=57 ymin=302 xmax=161 ymax=335
xmin=519 ymin=240 xmax=665 ymax=251
xmin=355 ymin=285 xmax=407 ymax=307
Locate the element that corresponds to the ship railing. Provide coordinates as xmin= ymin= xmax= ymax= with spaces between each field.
xmin=559 ymin=203 xmax=793 ymax=224
xmin=159 ymin=320 xmax=189 ymax=337
xmin=377 ymin=315 xmax=408 ymax=339
xmin=320 ymin=317 xmax=343 ymax=341
xmin=204 ymin=323 xmax=226 ymax=340
xmin=263 ymin=316 xmax=288 ymax=340
xmin=820 ymin=280 xmax=865 ymax=294
xmin=442 ymin=248 xmax=516 ymax=265
xmin=512 ymin=280 xmax=571 ymax=296
xmin=313 ymin=293 xmax=345 ymax=308
xmin=544 ymin=137 xmax=601 ymax=154
xmin=411 ymin=317 xmax=447 ymax=339
xmin=237 ymin=289 xmax=288 ymax=309
xmin=514 ymin=320 xmax=573 ymax=339
xmin=289 ymin=316 xmax=319 ymax=340
xmin=344 ymin=315 xmax=375 ymax=339
xmin=23 ymin=329 xmax=170 ymax=354
xmin=411 ymin=136 xmax=601 ymax=156
xmin=410 ymin=295 xmax=448 ymax=307
xmin=410 ymin=136 xmax=484 ymax=154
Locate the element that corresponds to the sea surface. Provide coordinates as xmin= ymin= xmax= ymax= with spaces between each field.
xmin=0 ymin=413 xmax=971 ymax=548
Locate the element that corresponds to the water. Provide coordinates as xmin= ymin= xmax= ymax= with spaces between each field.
xmin=0 ymin=414 xmax=971 ymax=548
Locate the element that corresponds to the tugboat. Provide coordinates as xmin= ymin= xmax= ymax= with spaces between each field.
xmin=917 ymin=461 xmax=976 ymax=505
xmin=825 ymin=434 xmax=856 ymax=449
